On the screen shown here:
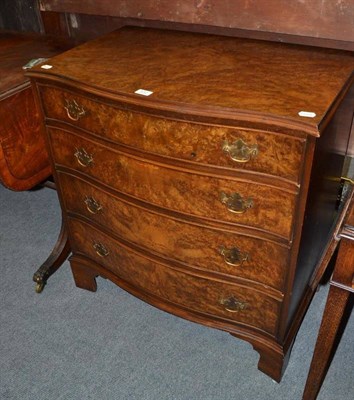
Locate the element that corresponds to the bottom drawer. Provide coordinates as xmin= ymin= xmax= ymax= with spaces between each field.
xmin=67 ymin=217 xmax=280 ymax=335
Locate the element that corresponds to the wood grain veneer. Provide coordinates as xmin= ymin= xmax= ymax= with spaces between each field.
xmin=48 ymin=127 xmax=297 ymax=240
xmin=30 ymin=28 xmax=353 ymax=131
xmin=68 ymin=217 xmax=280 ymax=336
xmin=58 ymin=172 xmax=289 ymax=295
xmin=40 ymin=84 xmax=306 ymax=182
xmin=0 ymin=31 xmax=72 ymax=190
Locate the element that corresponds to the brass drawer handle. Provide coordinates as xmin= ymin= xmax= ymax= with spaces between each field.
xmin=64 ymin=99 xmax=86 ymax=121
xmin=84 ymin=196 xmax=103 ymax=214
xmin=220 ymin=296 xmax=248 ymax=313
xmin=220 ymin=192 xmax=253 ymax=214
xmin=219 ymin=246 xmax=248 ymax=267
xmin=222 ymin=139 xmax=258 ymax=163
xmin=74 ymin=148 xmax=93 ymax=167
xmin=93 ymin=242 xmax=109 ymax=257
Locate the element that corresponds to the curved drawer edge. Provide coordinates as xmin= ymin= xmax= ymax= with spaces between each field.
xmin=67 ymin=211 xmax=285 ymax=300
xmin=32 ymin=78 xmax=319 ymax=136
xmin=58 ymin=165 xmax=293 ymax=246
xmin=60 ymin=168 xmax=292 ymax=248
xmin=47 ymin=118 xmax=302 ymax=192
xmin=69 ymin=253 xmax=280 ymax=343
xmin=67 ymin=216 xmax=280 ymax=334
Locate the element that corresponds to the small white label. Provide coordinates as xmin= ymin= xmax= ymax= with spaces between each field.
xmin=298 ymin=111 xmax=316 ymax=118
xmin=41 ymin=64 xmax=53 ymax=69
xmin=134 ymin=89 xmax=153 ymax=96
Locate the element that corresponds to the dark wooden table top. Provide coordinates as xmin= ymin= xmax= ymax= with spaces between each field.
xmin=0 ymin=31 xmax=72 ymax=99
xmin=28 ymin=26 xmax=354 ymax=135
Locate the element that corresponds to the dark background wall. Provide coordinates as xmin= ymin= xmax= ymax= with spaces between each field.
xmin=38 ymin=0 xmax=354 ymax=43
xmin=0 ymin=0 xmax=42 ymax=32
xmin=1 ymin=1 xmax=353 ymax=49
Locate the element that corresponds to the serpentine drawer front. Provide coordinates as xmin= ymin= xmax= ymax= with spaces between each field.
xmin=58 ymin=172 xmax=289 ymax=293
xmin=27 ymin=27 xmax=354 ymax=382
xmin=48 ymin=127 xmax=297 ymax=239
xmin=40 ymin=85 xmax=305 ymax=182
xmin=68 ymin=217 xmax=280 ymax=336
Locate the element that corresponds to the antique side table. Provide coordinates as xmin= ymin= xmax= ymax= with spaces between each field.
xmin=0 ymin=31 xmax=72 ymax=292
xmin=303 ymin=182 xmax=354 ymax=399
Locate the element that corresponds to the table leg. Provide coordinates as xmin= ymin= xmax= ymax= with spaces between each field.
xmin=32 ymin=213 xmax=71 ymax=293
xmin=302 ymin=285 xmax=351 ymax=400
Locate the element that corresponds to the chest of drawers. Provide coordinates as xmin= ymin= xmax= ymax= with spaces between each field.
xmin=27 ymin=27 xmax=354 ymax=381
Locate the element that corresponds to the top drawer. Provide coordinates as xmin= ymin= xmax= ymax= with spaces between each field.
xmin=39 ymin=85 xmax=305 ymax=182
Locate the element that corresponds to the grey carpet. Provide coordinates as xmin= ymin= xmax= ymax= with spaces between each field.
xmin=0 ymin=184 xmax=353 ymax=400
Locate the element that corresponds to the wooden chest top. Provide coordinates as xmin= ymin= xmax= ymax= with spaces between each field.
xmin=29 ymin=27 xmax=353 ymax=134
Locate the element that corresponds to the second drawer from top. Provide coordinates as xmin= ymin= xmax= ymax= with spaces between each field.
xmin=49 ymin=127 xmax=298 ymax=240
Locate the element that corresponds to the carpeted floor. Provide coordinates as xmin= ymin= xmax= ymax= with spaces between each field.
xmin=0 ymin=184 xmax=353 ymax=400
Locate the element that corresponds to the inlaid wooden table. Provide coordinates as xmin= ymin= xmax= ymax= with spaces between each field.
xmin=303 ymin=183 xmax=354 ymax=400
xmin=0 ymin=31 xmax=72 ymax=292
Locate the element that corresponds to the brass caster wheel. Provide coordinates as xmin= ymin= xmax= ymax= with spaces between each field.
xmin=35 ymin=281 xmax=45 ymax=293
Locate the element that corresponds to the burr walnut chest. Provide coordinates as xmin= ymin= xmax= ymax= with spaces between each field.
xmin=27 ymin=27 xmax=354 ymax=381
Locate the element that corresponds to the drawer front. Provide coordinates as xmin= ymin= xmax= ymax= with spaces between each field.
xmin=41 ymin=85 xmax=304 ymax=182
xmin=50 ymin=128 xmax=297 ymax=240
xmin=68 ymin=217 xmax=280 ymax=335
xmin=59 ymin=172 xmax=288 ymax=292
